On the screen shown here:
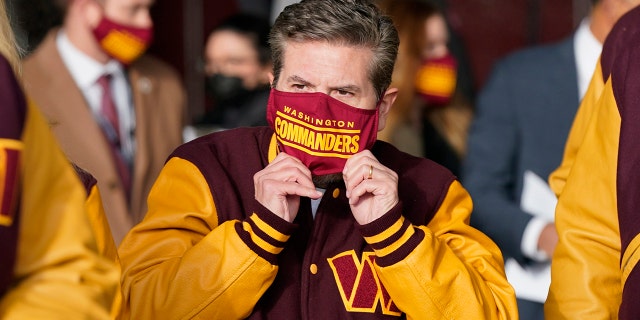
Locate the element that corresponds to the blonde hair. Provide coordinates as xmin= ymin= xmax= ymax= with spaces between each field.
xmin=377 ymin=0 xmax=472 ymax=158
xmin=0 ymin=0 xmax=21 ymax=74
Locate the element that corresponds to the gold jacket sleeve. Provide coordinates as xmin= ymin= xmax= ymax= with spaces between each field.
xmin=548 ymin=60 xmax=606 ymax=196
xmin=544 ymin=78 xmax=622 ymax=318
xmin=369 ymin=181 xmax=518 ymax=319
xmin=118 ymin=157 xmax=278 ymax=320
xmin=85 ymin=184 xmax=123 ymax=319
xmin=86 ymin=184 xmax=118 ymax=262
xmin=0 ymin=102 xmax=120 ymax=319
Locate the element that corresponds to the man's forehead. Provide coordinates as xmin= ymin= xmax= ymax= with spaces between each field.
xmin=281 ymin=41 xmax=373 ymax=73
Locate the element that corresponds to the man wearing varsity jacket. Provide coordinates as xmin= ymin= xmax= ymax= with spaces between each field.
xmin=117 ymin=0 xmax=517 ymax=318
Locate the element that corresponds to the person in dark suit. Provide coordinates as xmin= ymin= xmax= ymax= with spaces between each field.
xmin=462 ymin=0 xmax=637 ymax=318
xmin=21 ymin=0 xmax=187 ymax=244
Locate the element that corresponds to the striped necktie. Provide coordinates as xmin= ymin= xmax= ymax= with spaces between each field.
xmin=96 ymin=73 xmax=131 ymax=199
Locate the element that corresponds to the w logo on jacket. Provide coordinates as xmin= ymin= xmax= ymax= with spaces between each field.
xmin=0 ymin=142 xmax=21 ymax=227
xmin=327 ymin=250 xmax=401 ymax=316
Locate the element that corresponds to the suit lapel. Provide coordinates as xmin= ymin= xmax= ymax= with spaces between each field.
xmin=23 ymin=30 xmax=114 ymax=171
xmin=126 ymin=66 xmax=150 ymax=222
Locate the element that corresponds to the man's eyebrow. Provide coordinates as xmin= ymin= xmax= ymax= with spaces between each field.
xmin=286 ymin=75 xmax=361 ymax=92
xmin=331 ymin=84 xmax=361 ymax=92
xmin=287 ymin=75 xmax=314 ymax=87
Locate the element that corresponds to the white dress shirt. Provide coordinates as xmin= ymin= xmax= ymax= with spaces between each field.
xmin=56 ymin=30 xmax=136 ymax=163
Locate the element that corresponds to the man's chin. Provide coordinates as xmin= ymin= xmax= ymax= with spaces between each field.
xmin=312 ymin=173 xmax=343 ymax=189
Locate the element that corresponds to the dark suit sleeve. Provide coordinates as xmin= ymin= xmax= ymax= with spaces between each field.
xmin=462 ymin=59 xmax=533 ymax=263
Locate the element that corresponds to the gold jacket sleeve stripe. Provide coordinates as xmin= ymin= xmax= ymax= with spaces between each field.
xmin=253 ymin=201 xmax=297 ymax=236
xmin=0 ymin=139 xmax=22 ymax=226
xmin=371 ymin=225 xmax=416 ymax=258
xmin=241 ymin=221 xmax=285 ymax=255
xmin=363 ymin=216 xmax=405 ymax=245
xmin=359 ymin=201 xmax=404 ymax=237
xmin=268 ymin=134 xmax=278 ymax=162
xmin=249 ymin=213 xmax=291 ymax=243
xmin=621 ymin=233 xmax=640 ymax=288
xmin=235 ymin=223 xmax=280 ymax=265
xmin=358 ymin=202 xmax=425 ymax=267
xmin=0 ymin=139 xmax=23 ymax=150
xmin=365 ymin=216 xmax=411 ymax=250
xmin=235 ymin=205 xmax=297 ymax=265
xmin=244 ymin=216 xmax=289 ymax=250
xmin=366 ymin=217 xmax=410 ymax=250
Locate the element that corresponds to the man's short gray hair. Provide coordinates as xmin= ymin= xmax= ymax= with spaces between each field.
xmin=269 ymin=0 xmax=399 ymax=100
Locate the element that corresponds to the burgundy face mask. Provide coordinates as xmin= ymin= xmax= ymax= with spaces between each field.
xmin=267 ymin=89 xmax=379 ymax=176
xmin=415 ymin=53 xmax=458 ymax=106
xmin=92 ymin=16 xmax=154 ymax=65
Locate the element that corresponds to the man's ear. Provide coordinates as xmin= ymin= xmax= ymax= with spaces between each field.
xmin=260 ymin=64 xmax=274 ymax=86
xmin=377 ymin=87 xmax=398 ymax=132
xmin=268 ymin=72 xmax=274 ymax=87
xmin=81 ymin=0 xmax=102 ymax=25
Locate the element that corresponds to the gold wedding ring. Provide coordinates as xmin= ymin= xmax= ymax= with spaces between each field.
xmin=367 ymin=165 xmax=373 ymax=180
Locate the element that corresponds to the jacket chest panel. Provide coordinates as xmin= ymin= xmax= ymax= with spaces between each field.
xmin=252 ymin=186 xmax=403 ymax=319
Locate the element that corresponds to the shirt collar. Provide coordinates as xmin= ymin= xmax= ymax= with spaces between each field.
xmin=56 ymin=30 xmax=125 ymax=89
xmin=574 ymin=17 xmax=603 ymax=99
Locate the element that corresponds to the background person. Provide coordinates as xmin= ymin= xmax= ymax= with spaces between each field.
xmin=462 ymin=0 xmax=638 ymax=318
xmin=21 ymin=0 xmax=187 ymax=244
xmin=199 ymin=12 xmax=272 ymax=131
xmin=376 ymin=0 xmax=474 ymax=177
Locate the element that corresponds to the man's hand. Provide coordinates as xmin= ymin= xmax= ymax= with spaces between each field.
xmin=538 ymin=222 xmax=558 ymax=258
xmin=343 ymin=150 xmax=399 ymax=225
xmin=254 ymin=152 xmax=322 ymax=222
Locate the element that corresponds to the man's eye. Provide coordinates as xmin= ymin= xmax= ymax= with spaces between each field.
xmin=292 ymin=84 xmax=306 ymax=90
xmin=337 ymin=90 xmax=352 ymax=96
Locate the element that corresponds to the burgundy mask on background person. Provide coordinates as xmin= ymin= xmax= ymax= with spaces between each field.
xmin=415 ymin=53 xmax=458 ymax=106
xmin=93 ymin=16 xmax=154 ymax=65
xmin=267 ymin=89 xmax=379 ymax=176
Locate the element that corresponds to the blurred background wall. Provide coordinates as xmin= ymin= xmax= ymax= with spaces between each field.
xmin=9 ymin=0 xmax=589 ymax=124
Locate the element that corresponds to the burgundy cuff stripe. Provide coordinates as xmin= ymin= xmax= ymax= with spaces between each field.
xmin=368 ymin=218 xmax=411 ymax=251
xmin=252 ymin=200 xmax=297 ymax=235
xmin=236 ymin=201 xmax=297 ymax=265
xmin=235 ymin=223 xmax=279 ymax=265
xmin=357 ymin=202 xmax=423 ymax=267
xmin=246 ymin=216 xmax=288 ymax=248
xmin=375 ymin=228 xmax=425 ymax=267
xmin=358 ymin=202 xmax=403 ymax=237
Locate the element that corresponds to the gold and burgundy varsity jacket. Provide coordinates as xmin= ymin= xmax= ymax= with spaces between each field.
xmin=0 ymin=54 xmax=119 ymax=318
xmin=0 ymin=55 xmax=24 ymax=298
xmin=546 ymin=6 xmax=640 ymax=319
xmin=119 ymin=126 xmax=517 ymax=319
